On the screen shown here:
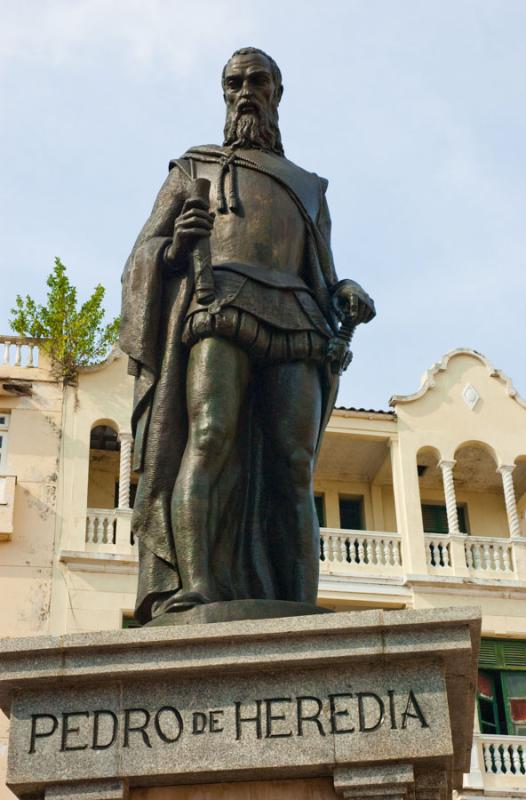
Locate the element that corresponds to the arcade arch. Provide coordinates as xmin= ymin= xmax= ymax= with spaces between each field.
xmin=87 ymin=422 xmax=136 ymax=512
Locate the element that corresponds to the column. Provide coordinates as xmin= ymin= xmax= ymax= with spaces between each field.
xmin=118 ymin=432 xmax=133 ymax=509
xmin=389 ymin=438 xmax=428 ymax=574
xmin=498 ymin=464 xmax=521 ymax=538
xmin=438 ymin=460 xmax=460 ymax=534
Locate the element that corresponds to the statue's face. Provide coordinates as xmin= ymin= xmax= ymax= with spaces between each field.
xmin=223 ymin=52 xmax=279 ymax=118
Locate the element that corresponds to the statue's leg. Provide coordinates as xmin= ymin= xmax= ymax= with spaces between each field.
xmin=259 ymin=360 xmax=322 ymax=604
xmin=171 ymin=336 xmax=250 ymax=605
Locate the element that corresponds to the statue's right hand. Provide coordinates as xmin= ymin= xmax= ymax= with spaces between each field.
xmin=164 ymin=198 xmax=215 ymax=268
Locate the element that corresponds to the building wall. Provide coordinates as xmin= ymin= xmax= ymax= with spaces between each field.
xmin=0 ymin=353 xmax=63 ymax=800
xmin=1 ymin=345 xmax=526 ymax=800
xmin=87 ymin=450 xmax=120 ymax=508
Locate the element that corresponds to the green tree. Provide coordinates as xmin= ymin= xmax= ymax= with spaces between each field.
xmin=10 ymin=257 xmax=120 ymax=384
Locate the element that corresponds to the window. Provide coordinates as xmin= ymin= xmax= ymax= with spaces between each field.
xmin=421 ymin=503 xmax=468 ymax=534
xmin=0 ymin=413 xmax=10 ymax=474
xmin=478 ymin=639 xmax=526 ymax=736
xmin=314 ymin=494 xmax=325 ymax=527
xmin=339 ymin=496 xmax=364 ymax=530
xmin=122 ymin=614 xmax=141 ymax=629
xmin=90 ymin=425 xmax=119 ymax=451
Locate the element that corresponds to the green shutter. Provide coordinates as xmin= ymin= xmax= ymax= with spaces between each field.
xmin=479 ymin=639 xmax=526 ymax=670
xmin=422 ymin=504 xmax=449 ymax=534
xmin=503 ymin=641 xmax=526 ymax=668
xmin=421 ymin=504 xmax=468 ymax=534
xmin=122 ymin=615 xmax=141 ymax=629
xmin=479 ymin=639 xmax=499 ymax=668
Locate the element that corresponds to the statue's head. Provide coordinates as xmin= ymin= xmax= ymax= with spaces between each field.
xmin=222 ymin=47 xmax=284 ymax=156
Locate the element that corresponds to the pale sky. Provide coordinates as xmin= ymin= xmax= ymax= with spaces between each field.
xmin=1 ymin=0 xmax=525 ymax=409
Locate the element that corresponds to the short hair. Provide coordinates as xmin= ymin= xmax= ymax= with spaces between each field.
xmin=222 ymin=47 xmax=283 ymax=96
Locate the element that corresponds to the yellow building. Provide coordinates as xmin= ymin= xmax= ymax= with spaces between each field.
xmin=1 ymin=335 xmax=526 ymax=798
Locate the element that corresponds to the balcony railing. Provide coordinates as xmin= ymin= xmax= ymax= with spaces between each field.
xmin=425 ymin=533 xmax=517 ymax=577
xmin=320 ymin=528 xmax=403 ymax=576
xmin=1 ymin=336 xmax=41 ymax=369
xmin=465 ymin=536 xmax=513 ymax=573
xmin=80 ymin=512 xmax=526 ymax=588
xmin=85 ymin=507 xmax=135 ymax=555
xmin=481 ymin=734 xmax=526 ymax=776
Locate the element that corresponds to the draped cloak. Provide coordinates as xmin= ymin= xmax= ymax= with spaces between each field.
xmin=120 ymin=145 xmax=342 ymax=623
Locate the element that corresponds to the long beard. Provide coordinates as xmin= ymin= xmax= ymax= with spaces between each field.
xmin=223 ymin=107 xmax=284 ymax=156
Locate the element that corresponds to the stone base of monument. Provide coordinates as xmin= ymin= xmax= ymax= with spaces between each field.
xmin=0 ymin=607 xmax=480 ymax=800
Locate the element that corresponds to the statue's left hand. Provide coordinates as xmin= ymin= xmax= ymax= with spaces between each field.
xmin=331 ymin=280 xmax=376 ymax=324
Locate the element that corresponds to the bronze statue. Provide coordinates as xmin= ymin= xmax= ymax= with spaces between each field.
xmin=120 ymin=48 xmax=375 ymax=626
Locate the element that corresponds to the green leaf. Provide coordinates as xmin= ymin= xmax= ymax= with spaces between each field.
xmin=8 ymin=257 xmax=119 ymax=384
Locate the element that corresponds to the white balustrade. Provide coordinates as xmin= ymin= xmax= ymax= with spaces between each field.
xmin=1 ymin=337 xmax=40 ymax=368
xmin=425 ymin=535 xmax=452 ymax=569
xmin=464 ymin=536 xmax=514 ymax=574
xmin=480 ymin=735 xmax=526 ymax=777
xmin=425 ymin=533 xmax=516 ymax=576
xmin=85 ymin=509 xmax=117 ymax=545
xmin=85 ymin=507 xmax=136 ymax=554
xmin=319 ymin=528 xmax=403 ymax=574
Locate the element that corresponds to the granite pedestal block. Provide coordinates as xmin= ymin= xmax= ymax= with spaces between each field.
xmin=0 ymin=607 xmax=480 ymax=800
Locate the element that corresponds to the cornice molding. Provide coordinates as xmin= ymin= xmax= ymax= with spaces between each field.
xmin=78 ymin=345 xmax=125 ymax=374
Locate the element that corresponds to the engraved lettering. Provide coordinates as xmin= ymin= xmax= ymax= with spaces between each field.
xmin=401 ymin=690 xmax=429 ymax=729
xmin=29 ymin=714 xmax=58 ymax=754
xmin=123 ymin=708 xmax=152 ymax=748
xmin=235 ymin=700 xmax=262 ymax=740
xmin=92 ymin=710 xmax=118 ymax=750
xmin=388 ymin=690 xmax=397 ymax=729
xmin=264 ymin=697 xmax=292 ymax=738
xmin=328 ymin=693 xmax=355 ymax=734
xmin=25 ymin=686 xmax=428 ymax=753
xmin=154 ymin=706 xmax=183 ymax=743
xmin=60 ymin=712 xmax=89 ymax=752
xmin=296 ymin=696 xmax=326 ymax=736
xmin=357 ymin=692 xmax=385 ymax=732
xmin=209 ymin=710 xmax=224 ymax=733
xmin=192 ymin=712 xmax=208 ymax=735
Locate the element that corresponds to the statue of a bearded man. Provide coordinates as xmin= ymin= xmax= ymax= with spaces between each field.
xmin=120 ymin=47 xmax=376 ymax=626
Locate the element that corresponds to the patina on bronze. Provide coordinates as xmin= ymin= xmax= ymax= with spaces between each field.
xmin=120 ymin=47 xmax=376 ymax=626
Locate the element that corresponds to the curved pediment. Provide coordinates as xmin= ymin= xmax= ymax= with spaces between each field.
xmin=390 ymin=348 xmax=526 ymax=410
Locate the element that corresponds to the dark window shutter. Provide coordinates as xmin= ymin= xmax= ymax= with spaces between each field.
xmin=339 ymin=497 xmax=364 ymax=530
xmin=314 ymin=494 xmax=325 ymax=527
xmin=421 ymin=504 xmax=468 ymax=534
xmin=422 ymin=504 xmax=449 ymax=534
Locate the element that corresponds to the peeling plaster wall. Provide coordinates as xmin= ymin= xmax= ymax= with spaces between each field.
xmin=0 ymin=377 xmax=64 ymax=800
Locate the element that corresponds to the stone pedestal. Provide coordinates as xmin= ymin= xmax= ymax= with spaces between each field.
xmin=0 ymin=607 xmax=480 ymax=800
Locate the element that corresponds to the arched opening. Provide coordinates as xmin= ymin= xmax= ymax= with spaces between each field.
xmin=453 ymin=442 xmax=507 ymax=537
xmin=88 ymin=424 xmax=121 ymax=511
xmin=86 ymin=422 xmax=137 ymax=548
